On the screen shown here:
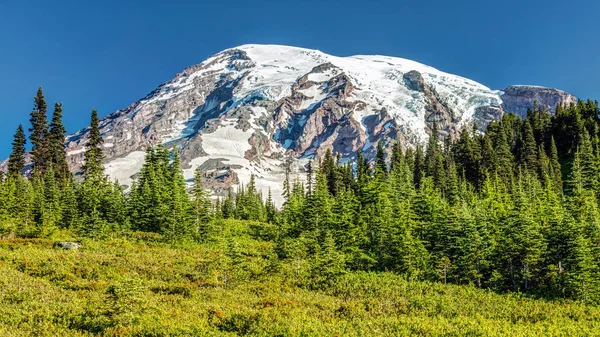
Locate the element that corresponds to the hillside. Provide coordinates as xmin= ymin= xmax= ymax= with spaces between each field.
xmin=2 ymin=45 xmax=575 ymax=205
xmin=1 ymin=220 xmax=599 ymax=336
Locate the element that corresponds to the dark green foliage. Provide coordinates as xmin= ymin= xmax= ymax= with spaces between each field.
xmin=49 ymin=103 xmax=69 ymax=180
xmin=128 ymin=146 xmax=193 ymax=238
xmin=192 ymin=167 xmax=212 ymax=238
xmin=519 ymin=120 xmax=538 ymax=172
xmin=8 ymin=125 xmax=26 ymax=177
xmin=3 ymin=87 xmax=600 ymax=305
xmin=274 ymin=100 xmax=600 ymax=303
xmin=29 ymin=87 xmax=51 ymax=175
xmin=375 ymin=141 xmax=387 ymax=176
xmin=82 ymin=109 xmax=104 ymax=181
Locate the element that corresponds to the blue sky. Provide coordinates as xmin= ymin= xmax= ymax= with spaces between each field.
xmin=0 ymin=0 xmax=598 ymax=157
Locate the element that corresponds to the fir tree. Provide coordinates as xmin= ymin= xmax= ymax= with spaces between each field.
xmin=321 ymin=149 xmax=339 ymax=196
xmin=520 ymin=121 xmax=537 ymax=172
xmin=413 ymin=145 xmax=424 ymax=189
xmin=549 ymin=136 xmax=563 ymax=192
xmin=266 ymin=188 xmax=277 ymax=224
xmin=165 ymin=151 xmax=192 ymax=240
xmin=222 ymin=187 xmax=235 ymax=219
xmin=375 ymin=141 xmax=387 ymax=176
xmin=192 ymin=167 xmax=212 ymax=238
xmin=7 ymin=125 xmax=26 ymax=177
xmin=49 ymin=102 xmax=69 ymax=179
xmin=82 ymin=109 xmax=104 ymax=181
xmin=29 ymin=87 xmax=50 ymax=175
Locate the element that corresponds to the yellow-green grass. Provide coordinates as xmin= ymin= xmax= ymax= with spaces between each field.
xmin=0 ymin=221 xmax=599 ymax=336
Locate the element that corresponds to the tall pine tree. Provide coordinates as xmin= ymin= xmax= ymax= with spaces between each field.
xmin=49 ymin=102 xmax=69 ymax=180
xmin=8 ymin=125 xmax=26 ymax=177
xmin=29 ymin=87 xmax=50 ymax=175
xmin=82 ymin=109 xmax=104 ymax=181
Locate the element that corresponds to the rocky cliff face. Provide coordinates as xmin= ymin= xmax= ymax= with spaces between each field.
xmin=500 ymin=85 xmax=576 ymax=118
xmin=1 ymin=45 xmax=578 ymax=205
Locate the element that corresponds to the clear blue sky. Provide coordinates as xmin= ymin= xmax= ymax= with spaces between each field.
xmin=1 ymin=0 xmax=598 ymax=157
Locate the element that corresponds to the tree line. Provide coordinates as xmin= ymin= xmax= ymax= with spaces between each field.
xmin=1 ymin=88 xmax=600 ymax=303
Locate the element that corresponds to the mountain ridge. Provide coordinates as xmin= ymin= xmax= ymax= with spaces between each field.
xmin=1 ymin=44 xmax=577 ymax=205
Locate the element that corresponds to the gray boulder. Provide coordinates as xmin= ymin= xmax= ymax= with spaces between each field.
xmin=53 ymin=242 xmax=82 ymax=250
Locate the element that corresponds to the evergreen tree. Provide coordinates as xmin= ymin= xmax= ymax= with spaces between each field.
xmin=566 ymin=233 xmax=599 ymax=303
xmin=222 ymin=187 xmax=235 ymax=219
xmin=7 ymin=125 xmax=26 ymax=177
xmin=12 ymin=176 xmax=35 ymax=236
xmin=311 ymin=231 xmax=346 ymax=286
xmin=549 ymin=136 xmax=563 ymax=192
xmin=59 ymin=177 xmax=79 ymax=229
xmin=165 ymin=151 xmax=192 ymax=240
xmin=266 ymin=188 xmax=277 ymax=224
xmin=49 ymin=102 xmax=69 ymax=179
xmin=578 ymin=131 xmax=597 ymax=191
xmin=192 ymin=167 xmax=212 ymax=238
xmin=82 ymin=109 xmax=104 ymax=181
xmin=375 ymin=141 xmax=387 ymax=176
xmin=494 ymin=122 xmax=515 ymax=184
xmin=321 ymin=149 xmax=339 ymax=196
xmin=282 ymin=156 xmax=293 ymax=203
xmin=390 ymin=141 xmax=403 ymax=172
xmin=425 ymin=122 xmax=445 ymax=188
xmin=413 ymin=145 xmax=424 ymax=189
xmin=29 ymin=87 xmax=50 ymax=175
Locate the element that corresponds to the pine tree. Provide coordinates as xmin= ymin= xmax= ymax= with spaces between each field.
xmin=222 ymin=187 xmax=235 ymax=219
xmin=282 ymin=156 xmax=293 ymax=203
xmin=375 ymin=141 xmax=387 ymax=176
xmin=564 ymin=222 xmax=599 ymax=303
xmin=49 ymin=102 xmax=69 ymax=180
xmin=11 ymin=176 xmax=34 ymax=236
xmin=82 ymin=109 xmax=104 ymax=181
xmin=425 ymin=122 xmax=441 ymax=180
xmin=413 ymin=145 xmax=424 ymax=189
xmin=306 ymin=160 xmax=314 ymax=195
xmin=8 ymin=125 xmax=26 ymax=177
xmin=578 ymin=131 xmax=597 ymax=191
xmin=59 ymin=177 xmax=79 ymax=229
xmin=101 ymin=181 xmax=129 ymax=231
xmin=332 ymin=187 xmax=366 ymax=268
xmin=41 ymin=167 xmax=61 ymax=231
xmin=192 ymin=167 xmax=212 ymax=238
xmin=549 ymin=136 xmax=563 ymax=192
xmin=29 ymin=87 xmax=50 ymax=175
xmin=321 ymin=149 xmax=339 ymax=196
xmin=311 ymin=231 xmax=346 ymax=286
xmin=303 ymin=171 xmax=334 ymax=236
xmin=165 ymin=151 xmax=192 ymax=240
xmin=266 ymin=188 xmax=277 ymax=224
xmin=356 ymin=150 xmax=369 ymax=185
xmin=519 ymin=120 xmax=538 ymax=173
xmin=494 ymin=123 xmax=515 ymax=184
xmin=537 ymin=143 xmax=551 ymax=184
xmin=390 ymin=141 xmax=403 ymax=172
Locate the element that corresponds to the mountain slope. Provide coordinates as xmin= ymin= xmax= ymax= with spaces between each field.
xmin=11 ymin=45 xmax=579 ymax=205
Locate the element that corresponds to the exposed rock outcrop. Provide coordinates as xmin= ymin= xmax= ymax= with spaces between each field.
xmin=501 ymin=85 xmax=576 ymax=118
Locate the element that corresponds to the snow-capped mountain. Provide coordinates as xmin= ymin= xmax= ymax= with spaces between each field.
xmin=13 ymin=45 xmax=579 ymax=205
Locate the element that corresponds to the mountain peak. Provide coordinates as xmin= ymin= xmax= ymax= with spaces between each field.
xmin=1 ymin=46 xmax=577 ymax=205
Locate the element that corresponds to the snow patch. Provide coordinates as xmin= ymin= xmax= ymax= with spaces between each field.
xmin=67 ymin=148 xmax=86 ymax=156
xmin=104 ymin=151 xmax=147 ymax=190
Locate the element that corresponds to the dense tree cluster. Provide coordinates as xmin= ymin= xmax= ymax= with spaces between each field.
xmin=269 ymin=100 xmax=600 ymax=303
xmin=1 ymin=88 xmax=600 ymax=303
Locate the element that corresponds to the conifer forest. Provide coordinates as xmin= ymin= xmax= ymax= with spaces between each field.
xmin=2 ymin=88 xmax=600 ymax=336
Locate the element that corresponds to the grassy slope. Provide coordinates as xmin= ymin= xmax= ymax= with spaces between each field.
xmin=0 ymin=221 xmax=599 ymax=336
